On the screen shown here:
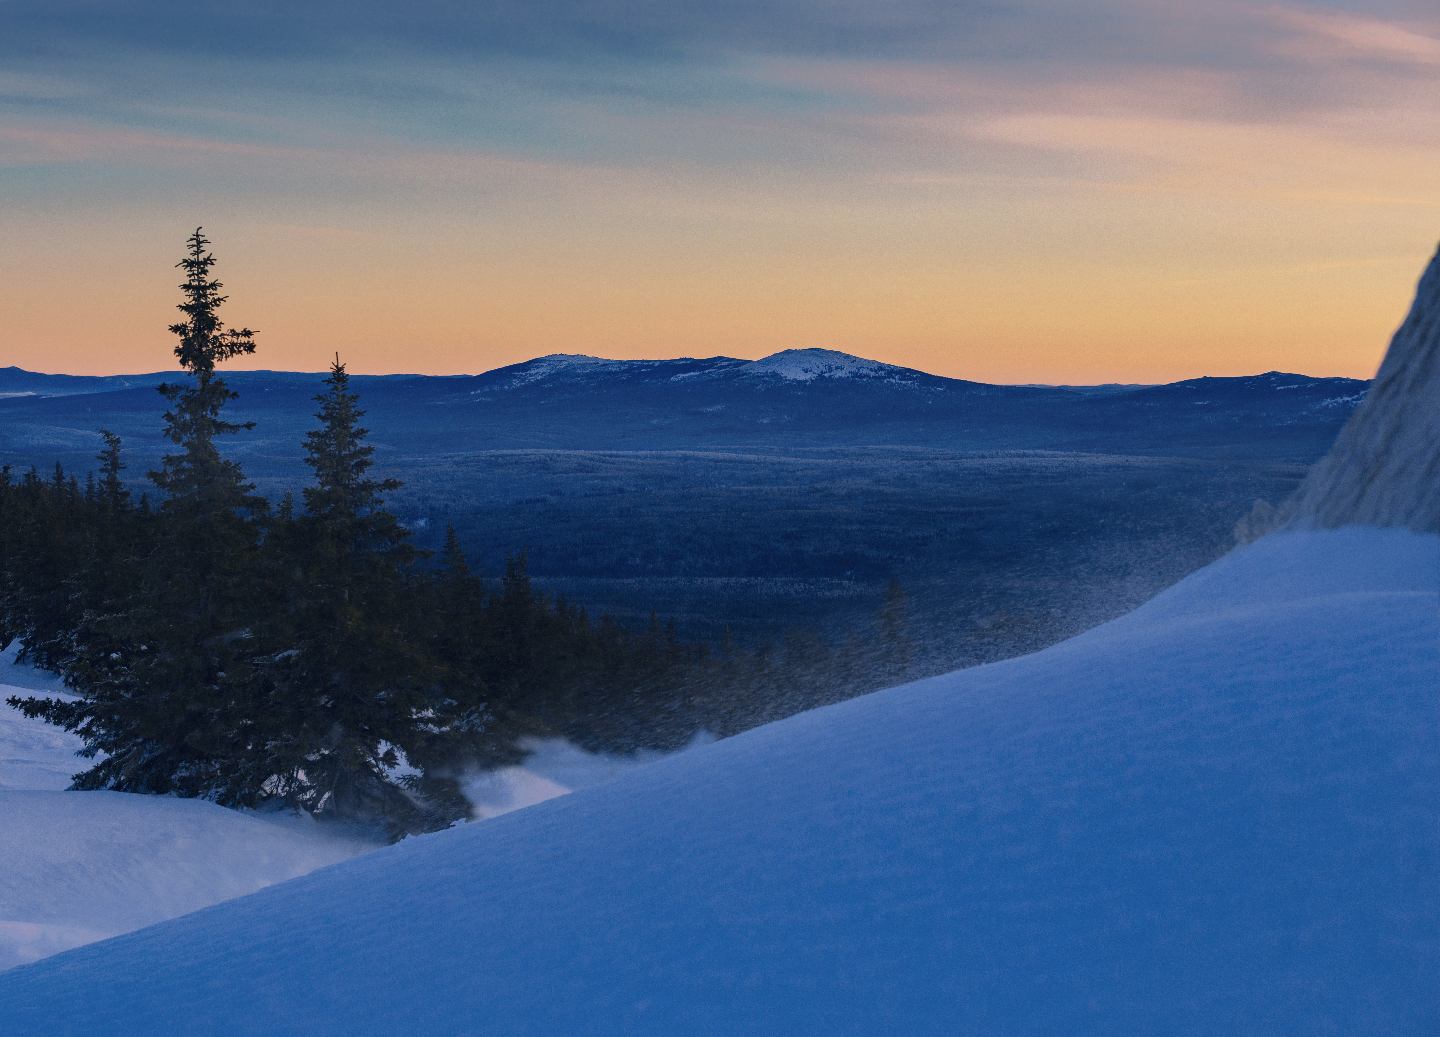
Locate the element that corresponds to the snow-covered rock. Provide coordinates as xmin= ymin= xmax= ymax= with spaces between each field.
xmin=1287 ymin=243 xmax=1440 ymax=532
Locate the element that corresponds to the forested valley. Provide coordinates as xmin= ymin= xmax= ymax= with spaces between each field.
xmin=0 ymin=233 xmax=916 ymax=838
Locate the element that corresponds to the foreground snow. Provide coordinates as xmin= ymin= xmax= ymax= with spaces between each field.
xmin=0 ymin=648 xmax=378 ymax=972
xmin=0 ymin=792 xmax=375 ymax=972
xmin=1 ymin=527 xmax=1433 ymax=1034
xmin=0 ymin=648 xmax=698 ymax=972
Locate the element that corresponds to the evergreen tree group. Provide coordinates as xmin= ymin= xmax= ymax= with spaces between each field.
xmin=1 ymin=230 xmax=914 ymax=839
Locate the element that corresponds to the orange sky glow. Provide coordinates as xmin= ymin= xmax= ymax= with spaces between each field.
xmin=1 ymin=2 xmax=1436 ymax=384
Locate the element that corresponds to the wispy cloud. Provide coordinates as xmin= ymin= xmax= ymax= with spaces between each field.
xmin=1273 ymin=8 xmax=1440 ymax=64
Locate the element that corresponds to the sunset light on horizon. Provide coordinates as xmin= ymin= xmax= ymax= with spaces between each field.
xmin=1 ymin=0 xmax=1436 ymax=384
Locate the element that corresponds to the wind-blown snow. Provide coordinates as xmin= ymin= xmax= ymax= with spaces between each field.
xmin=1 ymin=526 xmax=1433 ymax=1035
xmin=0 ymin=647 xmax=377 ymax=973
xmin=462 ymin=732 xmax=714 ymax=820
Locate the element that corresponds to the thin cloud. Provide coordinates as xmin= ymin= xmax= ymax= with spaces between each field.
xmin=1275 ymin=8 xmax=1440 ymax=64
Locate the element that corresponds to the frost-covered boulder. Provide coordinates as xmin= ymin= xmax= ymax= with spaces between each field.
xmin=1287 ymin=243 xmax=1440 ymax=532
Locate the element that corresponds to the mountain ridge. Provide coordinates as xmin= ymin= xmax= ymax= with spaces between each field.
xmin=0 ymin=349 xmax=1366 ymax=401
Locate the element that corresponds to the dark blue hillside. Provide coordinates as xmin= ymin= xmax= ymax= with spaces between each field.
xmin=0 ymin=356 xmax=1367 ymax=478
xmin=0 ymin=351 xmax=1371 ymax=667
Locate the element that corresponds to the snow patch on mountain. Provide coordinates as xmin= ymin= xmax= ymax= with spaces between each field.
xmin=491 ymin=354 xmax=627 ymax=388
xmin=741 ymin=348 xmax=912 ymax=382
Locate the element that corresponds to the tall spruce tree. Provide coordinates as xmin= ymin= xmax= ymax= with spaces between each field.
xmin=10 ymin=230 xmax=267 ymax=798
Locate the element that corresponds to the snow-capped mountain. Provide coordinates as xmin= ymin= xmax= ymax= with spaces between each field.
xmin=487 ymin=348 xmax=938 ymax=388
xmin=742 ymin=348 xmax=909 ymax=381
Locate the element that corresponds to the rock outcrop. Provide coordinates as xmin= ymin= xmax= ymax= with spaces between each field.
xmin=1283 ymin=243 xmax=1440 ymax=534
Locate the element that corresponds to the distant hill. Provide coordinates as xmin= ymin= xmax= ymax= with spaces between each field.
xmin=0 ymin=349 xmax=1370 ymax=656
xmin=0 ymin=348 xmax=1369 ymax=470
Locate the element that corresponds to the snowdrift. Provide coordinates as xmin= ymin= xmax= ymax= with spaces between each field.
xmin=0 ymin=791 xmax=373 ymax=972
xmin=0 ymin=526 xmax=1434 ymax=1035
xmin=0 ymin=652 xmax=376 ymax=972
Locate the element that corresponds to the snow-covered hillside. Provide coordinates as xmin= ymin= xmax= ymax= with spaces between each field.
xmin=0 ymin=643 xmax=698 ymax=973
xmin=0 ymin=526 xmax=1433 ymax=1034
xmin=0 ymin=646 xmax=379 ymax=972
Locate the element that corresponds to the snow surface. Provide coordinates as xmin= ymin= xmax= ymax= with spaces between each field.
xmin=1 ymin=526 xmax=1433 ymax=1035
xmin=0 ymin=646 xmax=379 ymax=972
xmin=0 ymin=644 xmax=707 ymax=972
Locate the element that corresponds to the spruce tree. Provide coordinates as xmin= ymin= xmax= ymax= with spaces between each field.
xmin=10 ymin=230 xmax=267 ymax=798
xmin=251 ymin=357 xmax=480 ymax=832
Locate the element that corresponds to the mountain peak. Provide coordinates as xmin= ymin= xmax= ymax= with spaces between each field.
xmin=743 ymin=349 xmax=907 ymax=382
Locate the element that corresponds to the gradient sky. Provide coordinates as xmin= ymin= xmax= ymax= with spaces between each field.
xmin=1 ymin=0 xmax=1436 ymax=383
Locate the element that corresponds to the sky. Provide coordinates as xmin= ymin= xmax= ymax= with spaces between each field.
xmin=0 ymin=0 xmax=1436 ymax=383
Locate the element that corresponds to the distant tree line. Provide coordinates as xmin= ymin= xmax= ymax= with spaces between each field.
xmin=1 ymin=231 xmax=913 ymax=838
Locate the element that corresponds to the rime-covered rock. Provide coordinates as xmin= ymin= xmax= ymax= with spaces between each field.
xmin=1286 ymin=244 xmax=1440 ymax=532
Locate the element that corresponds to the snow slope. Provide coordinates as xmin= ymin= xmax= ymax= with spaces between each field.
xmin=0 ymin=526 xmax=1433 ymax=1035
xmin=0 ymin=792 xmax=375 ymax=973
xmin=0 ymin=645 xmax=700 ymax=972
xmin=0 ymin=648 xmax=378 ymax=973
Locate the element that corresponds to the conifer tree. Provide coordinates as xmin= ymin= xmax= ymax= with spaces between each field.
xmin=10 ymin=230 xmax=267 ymax=798
xmin=151 ymin=229 xmax=266 ymax=523
xmin=251 ymin=358 xmax=487 ymax=832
